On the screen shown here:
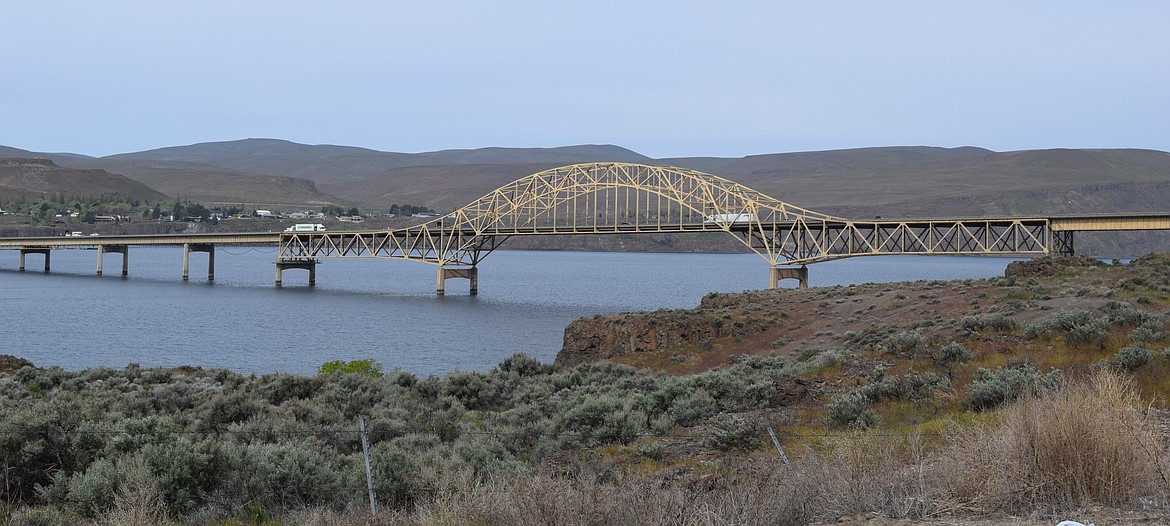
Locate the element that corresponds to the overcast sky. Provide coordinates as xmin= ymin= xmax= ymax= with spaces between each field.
xmin=3 ymin=1 xmax=1167 ymax=158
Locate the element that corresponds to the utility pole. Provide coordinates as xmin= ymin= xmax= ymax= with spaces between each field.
xmin=767 ymin=426 xmax=796 ymax=476
xmin=360 ymin=415 xmax=378 ymax=514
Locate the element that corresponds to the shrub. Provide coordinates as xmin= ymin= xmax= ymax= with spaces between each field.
xmin=555 ymin=396 xmax=644 ymax=447
xmin=960 ymin=314 xmax=1019 ymax=334
xmin=318 ymin=359 xmax=383 ymax=377
xmin=931 ymin=341 xmax=972 ymax=377
xmin=940 ymin=370 xmax=1164 ymax=511
xmin=666 ymin=389 xmax=718 ymax=427
xmin=1031 ymin=309 xmax=1110 ymax=348
xmin=1110 ymin=345 xmax=1151 ymax=372
xmin=704 ymin=413 xmax=760 ymax=451
xmin=1100 ymin=300 xmax=1158 ymax=327
xmin=497 ymin=353 xmax=551 ymax=376
xmin=444 ymin=371 xmax=500 ymax=410
xmin=1065 ymin=322 xmax=1109 ymax=348
xmin=887 ymin=331 xmax=925 ymax=354
xmin=256 ymin=373 xmax=325 ymax=405
xmin=827 ymin=372 xmax=948 ymax=428
xmin=967 ymin=365 xmax=1063 ymax=411
xmin=102 ymin=456 xmax=172 ymax=526
xmin=65 ymin=457 xmax=124 ymax=517
xmin=827 ymin=391 xmax=876 ymax=429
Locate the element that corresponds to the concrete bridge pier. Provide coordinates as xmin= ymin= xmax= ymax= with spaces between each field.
xmin=770 ymin=265 xmax=808 ymax=289
xmin=275 ymin=260 xmax=317 ymax=287
xmin=96 ymin=245 xmax=129 ymax=276
xmin=182 ymin=243 xmax=216 ymax=281
xmin=436 ymin=266 xmax=478 ymax=296
xmin=19 ymin=248 xmax=51 ymax=272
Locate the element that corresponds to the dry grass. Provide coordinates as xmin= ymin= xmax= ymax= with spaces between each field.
xmin=286 ymin=370 xmax=1169 ymax=526
xmin=936 ymin=369 xmax=1167 ymax=514
xmin=7 ymin=372 xmax=1165 ymax=525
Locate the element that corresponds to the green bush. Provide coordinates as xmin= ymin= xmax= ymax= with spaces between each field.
xmin=960 ymin=314 xmax=1019 ymax=334
xmin=826 ymin=372 xmax=948 ymax=429
xmin=1027 ymin=309 xmax=1110 ymax=348
xmin=1111 ymin=345 xmax=1151 ymax=372
xmin=318 ymin=359 xmax=383 ymax=377
xmin=888 ymin=331 xmax=925 ymax=354
xmin=705 ymin=413 xmax=760 ymax=451
xmin=932 ymin=341 xmax=972 ymax=376
xmin=967 ymin=365 xmax=1064 ymax=411
xmin=827 ymin=391 xmax=876 ymax=429
xmin=555 ymin=395 xmax=645 ymax=447
xmin=666 ymin=389 xmax=718 ymax=427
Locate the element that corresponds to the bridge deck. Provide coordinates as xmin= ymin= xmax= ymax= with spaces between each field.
xmin=0 ymin=232 xmax=281 ymax=248
xmin=1049 ymin=214 xmax=1170 ymax=232
xmin=0 ymin=213 xmax=1164 ymax=250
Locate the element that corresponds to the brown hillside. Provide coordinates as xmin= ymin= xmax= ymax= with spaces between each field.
xmin=0 ymin=158 xmax=167 ymax=202
xmin=59 ymin=158 xmax=345 ymax=208
xmin=322 ymin=162 xmax=564 ymax=211
xmin=104 ymin=138 xmax=650 ymax=185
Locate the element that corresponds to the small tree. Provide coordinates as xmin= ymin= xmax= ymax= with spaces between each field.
xmin=932 ymin=341 xmax=973 ymax=378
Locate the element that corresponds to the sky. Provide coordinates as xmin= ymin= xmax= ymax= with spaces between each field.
xmin=3 ymin=1 xmax=1168 ymax=158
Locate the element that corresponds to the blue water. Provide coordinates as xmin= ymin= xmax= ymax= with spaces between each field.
xmin=0 ymin=247 xmax=1020 ymax=375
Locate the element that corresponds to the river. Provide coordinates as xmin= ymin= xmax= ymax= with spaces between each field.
xmin=0 ymin=247 xmax=1021 ymax=376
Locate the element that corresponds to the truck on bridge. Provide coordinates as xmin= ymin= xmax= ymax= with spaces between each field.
xmin=704 ymin=213 xmax=756 ymax=224
xmin=284 ymin=224 xmax=327 ymax=232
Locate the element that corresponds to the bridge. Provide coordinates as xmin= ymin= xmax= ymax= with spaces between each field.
xmin=3 ymin=162 xmax=1169 ymax=293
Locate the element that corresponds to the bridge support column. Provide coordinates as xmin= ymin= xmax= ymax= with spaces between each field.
xmin=1054 ymin=231 xmax=1075 ymax=256
xmin=770 ymin=265 xmax=808 ymax=289
xmin=437 ymin=266 xmax=478 ymax=296
xmin=96 ymin=245 xmax=129 ymax=276
xmin=182 ymin=243 xmax=216 ymax=281
xmin=275 ymin=260 xmax=317 ymax=287
xmin=19 ymin=248 xmax=51 ymax=272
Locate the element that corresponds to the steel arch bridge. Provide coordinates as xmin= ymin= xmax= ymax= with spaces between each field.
xmin=278 ymin=162 xmax=1056 ymax=293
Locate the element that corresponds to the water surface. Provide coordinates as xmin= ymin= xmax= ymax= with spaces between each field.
xmin=0 ymin=247 xmax=1019 ymax=375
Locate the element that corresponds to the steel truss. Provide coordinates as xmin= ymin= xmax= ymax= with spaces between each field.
xmin=278 ymin=162 xmax=1053 ymax=267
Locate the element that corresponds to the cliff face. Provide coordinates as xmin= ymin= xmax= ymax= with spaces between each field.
xmin=555 ymin=300 xmax=771 ymax=368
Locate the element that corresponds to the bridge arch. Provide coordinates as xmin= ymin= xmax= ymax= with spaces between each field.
xmin=278 ymin=162 xmax=1053 ymax=291
xmin=431 ymin=162 xmax=845 ymax=266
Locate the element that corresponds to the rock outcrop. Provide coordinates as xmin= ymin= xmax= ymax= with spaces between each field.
xmin=555 ymin=305 xmax=768 ymax=368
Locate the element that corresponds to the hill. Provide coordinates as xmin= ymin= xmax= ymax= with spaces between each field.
xmin=57 ymin=157 xmax=343 ymax=208
xmin=0 ymin=158 xmax=167 ymax=202
xmin=701 ymin=146 xmax=1170 ymax=215
xmin=106 ymin=138 xmax=650 ymax=186
xmin=320 ymin=162 xmax=563 ymax=210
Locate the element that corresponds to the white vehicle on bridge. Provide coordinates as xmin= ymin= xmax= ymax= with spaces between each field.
xmin=704 ymin=213 xmax=756 ymax=224
xmin=284 ymin=223 xmax=327 ymax=232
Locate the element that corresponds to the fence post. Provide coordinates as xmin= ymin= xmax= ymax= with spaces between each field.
xmin=767 ymin=426 xmax=796 ymax=476
xmin=360 ymin=415 xmax=378 ymax=514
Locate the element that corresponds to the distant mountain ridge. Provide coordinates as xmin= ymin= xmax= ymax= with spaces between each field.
xmin=106 ymin=139 xmax=651 ymax=185
xmin=2 ymin=140 xmax=1169 ymax=225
